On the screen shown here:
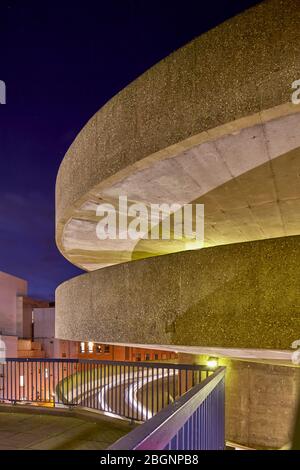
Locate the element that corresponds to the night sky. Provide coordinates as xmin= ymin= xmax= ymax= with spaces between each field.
xmin=0 ymin=0 xmax=261 ymax=301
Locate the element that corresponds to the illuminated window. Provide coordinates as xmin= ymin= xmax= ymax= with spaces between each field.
xmin=88 ymin=341 xmax=94 ymax=353
xmin=96 ymin=344 xmax=102 ymax=353
xmin=80 ymin=342 xmax=85 ymax=353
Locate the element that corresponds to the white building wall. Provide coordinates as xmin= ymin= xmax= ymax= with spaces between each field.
xmin=33 ymin=308 xmax=55 ymax=338
xmin=0 ymin=272 xmax=27 ymax=336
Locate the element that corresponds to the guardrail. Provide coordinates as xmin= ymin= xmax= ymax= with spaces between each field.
xmin=109 ymin=366 xmax=225 ymax=450
xmin=0 ymin=358 xmax=214 ymax=422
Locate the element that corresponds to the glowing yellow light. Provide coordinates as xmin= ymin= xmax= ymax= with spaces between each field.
xmin=88 ymin=341 xmax=94 ymax=353
xmin=207 ymin=357 xmax=218 ymax=369
xmin=185 ymin=240 xmax=204 ymax=251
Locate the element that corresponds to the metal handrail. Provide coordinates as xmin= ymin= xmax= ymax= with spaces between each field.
xmin=109 ymin=366 xmax=225 ymax=450
xmin=4 ymin=358 xmax=210 ymax=370
xmin=0 ymin=358 xmax=214 ymax=422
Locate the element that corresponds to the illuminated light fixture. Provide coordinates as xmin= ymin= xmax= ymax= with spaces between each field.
xmin=20 ymin=375 xmax=24 ymax=387
xmin=207 ymin=357 xmax=218 ymax=369
xmin=45 ymin=368 xmax=49 ymax=379
xmin=88 ymin=341 xmax=94 ymax=353
xmin=80 ymin=342 xmax=85 ymax=353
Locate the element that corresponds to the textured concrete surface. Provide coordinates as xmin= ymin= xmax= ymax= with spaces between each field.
xmin=224 ymin=360 xmax=300 ymax=449
xmin=0 ymin=409 xmax=132 ymax=450
xmin=178 ymin=353 xmax=300 ymax=449
xmin=56 ymin=235 xmax=300 ymax=350
xmin=51 ymin=0 xmax=300 ymax=451
xmin=56 ymin=0 xmax=300 ymax=271
xmin=55 ymin=0 xmax=299 ymax=367
xmin=58 ymin=109 xmax=300 ymax=270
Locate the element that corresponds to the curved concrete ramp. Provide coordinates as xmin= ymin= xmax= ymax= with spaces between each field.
xmin=55 ymin=0 xmax=300 ymax=353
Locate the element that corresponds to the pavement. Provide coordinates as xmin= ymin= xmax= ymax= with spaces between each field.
xmin=0 ymin=408 xmax=134 ymax=450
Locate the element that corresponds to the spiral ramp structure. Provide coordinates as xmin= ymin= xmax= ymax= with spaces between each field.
xmin=55 ymin=0 xmax=300 ymax=363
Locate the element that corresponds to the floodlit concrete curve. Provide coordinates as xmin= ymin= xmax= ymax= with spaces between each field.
xmin=56 ymin=0 xmax=300 ymax=356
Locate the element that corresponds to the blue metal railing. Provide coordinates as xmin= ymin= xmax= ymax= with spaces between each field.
xmin=109 ymin=366 xmax=225 ymax=450
xmin=0 ymin=358 xmax=214 ymax=422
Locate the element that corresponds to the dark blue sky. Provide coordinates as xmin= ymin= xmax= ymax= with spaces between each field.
xmin=0 ymin=0 xmax=261 ymax=300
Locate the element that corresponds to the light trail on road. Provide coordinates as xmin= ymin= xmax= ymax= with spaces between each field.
xmin=98 ymin=368 xmax=178 ymax=420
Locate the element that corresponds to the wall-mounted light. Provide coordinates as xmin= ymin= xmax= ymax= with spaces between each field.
xmin=20 ymin=375 xmax=24 ymax=387
xmin=80 ymin=342 xmax=85 ymax=353
xmin=207 ymin=357 xmax=218 ymax=369
xmin=88 ymin=341 xmax=94 ymax=353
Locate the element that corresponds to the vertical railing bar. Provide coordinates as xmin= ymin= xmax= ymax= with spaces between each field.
xmin=112 ymin=364 xmax=114 ymax=414
xmin=31 ymin=361 xmax=34 ymax=402
xmin=126 ymin=364 xmax=128 ymax=418
xmin=79 ymin=362 xmax=83 ymax=407
xmin=86 ymin=362 xmax=89 ymax=408
xmin=26 ymin=361 xmax=28 ymax=401
xmin=71 ymin=362 xmax=74 ymax=406
xmin=173 ymin=368 xmax=176 ymax=401
xmin=185 ymin=369 xmax=188 ymax=393
xmin=114 ymin=364 xmax=117 ymax=415
xmin=141 ymin=366 xmax=144 ymax=421
xmin=146 ymin=367 xmax=149 ymax=421
xmin=131 ymin=364 xmax=134 ymax=420
xmin=11 ymin=361 xmax=13 ymax=402
xmin=66 ymin=361 xmax=69 ymax=405
xmin=21 ymin=362 xmax=24 ymax=401
xmin=84 ymin=362 xmax=87 ymax=407
xmin=96 ymin=364 xmax=99 ymax=410
xmin=13 ymin=360 xmax=16 ymax=402
xmin=161 ymin=367 xmax=164 ymax=410
xmin=62 ymin=361 xmax=65 ymax=404
xmin=107 ymin=363 xmax=111 ymax=410
xmin=119 ymin=365 xmax=121 ymax=416
xmin=103 ymin=363 xmax=106 ymax=411
xmin=90 ymin=362 xmax=92 ymax=409
xmin=100 ymin=363 xmax=103 ymax=411
xmin=42 ymin=361 xmax=45 ymax=403
xmin=151 ymin=365 xmax=154 ymax=417
xmin=48 ymin=360 xmax=51 ymax=403
xmin=167 ymin=368 xmax=170 ymax=405
xmin=179 ymin=369 xmax=182 ymax=397
xmin=87 ymin=362 xmax=90 ymax=409
xmin=136 ymin=366 xmax=139 ymax=421
xmin=58 ymin=361 xmax=61 ymax=404
xmin=122 ymin=364 xmax=125 ymax=418
xmin=39 ymin=362 xmax=42 ymax=403
xmin=156 ymin=367 xmax=159 ymax=413
xmin=92 ymin=363 xmax=95 ymax=409
xmin=35 ymin=361 xmax=37 ymax=402
xmin=54 ymin=361 xmax=56 ymax=405
xmin=132 ymin=364 xmax=135 ymax=420
xmin=89 ymin=362 xmax=92 ymax=409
